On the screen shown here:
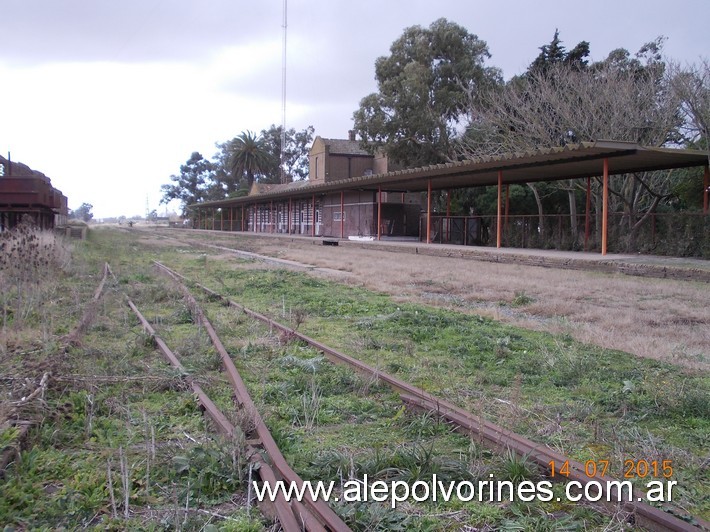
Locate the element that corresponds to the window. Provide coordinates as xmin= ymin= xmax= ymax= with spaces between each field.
xmin=333 ymin=211 xmax=346 ymax=222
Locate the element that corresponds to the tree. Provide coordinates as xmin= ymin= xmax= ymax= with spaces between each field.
xmin=459 ymin=37 xmax=684 ymax=251
xmin=529 ymin=29 xmax=590 ymax=73
xmin=258 ymin=124 xmax=315 ymax=183
xmin=669 ymin=58 xmax=710 ymax=155
xmin=160 ymin=152 xmax=218 ymax=216
xmin=352 ymin=18 xmax=501 ymax=167
xmin=71 ymin=203 xmax=94 ymax=222
xmin=226 ymin=131 xmax=272 ymax=191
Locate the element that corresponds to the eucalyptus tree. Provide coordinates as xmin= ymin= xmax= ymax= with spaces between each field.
xmin=352 ymin=18 xmax=502 ymax=168
xmin=258 ymin=124 xmax=315 ymax=183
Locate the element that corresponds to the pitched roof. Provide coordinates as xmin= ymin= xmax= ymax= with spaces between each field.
xmin=321 ymin=138 xmax=371 ymax=156
xmin=249 ymin=180 xmax=312 ymax=196
xmin=192 ymin=141 xmax=710 ymax=208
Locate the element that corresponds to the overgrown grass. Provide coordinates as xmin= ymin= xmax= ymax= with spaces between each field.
xmin=173 ymin=242 xmax=709 ymax=522
xmin=2 ymin=226 xmax=707 ymax=529
xmin=0 ymin=227 xmax=269 ymax=530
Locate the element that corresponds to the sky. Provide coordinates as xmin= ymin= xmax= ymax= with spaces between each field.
xmin=1 ymin=0 xmax=708 ymax=219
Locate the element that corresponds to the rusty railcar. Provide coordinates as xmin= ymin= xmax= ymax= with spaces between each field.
xmin=0 ymin=156 xmax=68 ymax=231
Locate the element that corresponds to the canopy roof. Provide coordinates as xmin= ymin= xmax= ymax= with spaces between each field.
xmin=192 ymin=141 xmax=709 ymax=208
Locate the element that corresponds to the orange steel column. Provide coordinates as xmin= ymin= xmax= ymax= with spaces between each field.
xmin=602 ymin=158 xmax=609 ymax=255
xmin=584 ymin=177 xmax=591 ymax=251
xmin=270 ymin=201 xmax=274 ymax=233
xmin=426 ymin=179 xmax=432 ymax=244
xmin=446 ymin=189 xmax=451 ymax=242
xmin=496 ymin=170 xmax=503 ymax=248
xmin=377 ymin=187 xmax=382 ymax=240
xmin=288 ymin=198 xmax=292 ymax=234
xmin=704 ymin=165 xmax=709 ymax=214
xmin=311 ymin=194 xmax=315 ymax=237
xmin=340 ymin=191 xmax=344 ymax=238
xmin=504 ymin=184 xmax=510 ymax=245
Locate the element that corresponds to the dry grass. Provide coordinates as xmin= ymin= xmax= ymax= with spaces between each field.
xmin=196 ymin=234 xmax=709 ymax=371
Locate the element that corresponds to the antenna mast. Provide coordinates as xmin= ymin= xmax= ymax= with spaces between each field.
xmin=280 ymin=0 xmax=288 ymax=184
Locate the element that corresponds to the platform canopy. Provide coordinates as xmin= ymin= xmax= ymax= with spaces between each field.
xmin=194 ymin=140 xmax=709 ymax=208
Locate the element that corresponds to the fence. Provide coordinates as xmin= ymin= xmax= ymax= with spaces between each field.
xmin=420 ymin=212 xmax=710 ymax=257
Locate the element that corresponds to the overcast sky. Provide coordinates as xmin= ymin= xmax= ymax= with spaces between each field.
xmin=1 ymin=0 xmax=708 ymax=219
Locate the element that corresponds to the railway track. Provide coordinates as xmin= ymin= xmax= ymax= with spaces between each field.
xmin=123 ymin=277 xmax=350 ymax=531
xmin=152 ymin=259 xmax=709 ymax=532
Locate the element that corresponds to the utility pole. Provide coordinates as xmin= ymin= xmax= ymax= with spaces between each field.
xmin=280 ymin=0 xmax=287 ymax=184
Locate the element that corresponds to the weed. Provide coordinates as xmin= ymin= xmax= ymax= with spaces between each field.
xmin=402 ymin=411 xmax=450 ymax=438
xmin=279 ymin=354 xmax=324 ymax=373
xmin=502 ymin=501 xmax=578 ymax=531
xmin=500 ymin=449 xmax=539 ymax=483
xmin=336 ymin=500 xmax=413 ymax=531
xmin=512 ymin=290 xmax=535 ymax=307
xmin=299 ymin=378 xmax=322 ymax=430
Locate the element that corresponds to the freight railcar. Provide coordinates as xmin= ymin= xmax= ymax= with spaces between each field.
xmin=0 ymin=156 xmax=68 ymax=231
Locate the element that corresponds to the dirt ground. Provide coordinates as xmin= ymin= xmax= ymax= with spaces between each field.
xmin=146 ymin=228 xmax=710 ymax=372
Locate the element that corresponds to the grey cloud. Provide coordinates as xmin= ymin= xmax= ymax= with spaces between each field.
xmin=1 ymin=0 xmax=281 ymax=64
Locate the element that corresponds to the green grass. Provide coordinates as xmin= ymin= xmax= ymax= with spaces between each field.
xmin=1 ymin=227 xmax=707 ymax=529
xmin=172 ymin=243 xmax=709 ymax=521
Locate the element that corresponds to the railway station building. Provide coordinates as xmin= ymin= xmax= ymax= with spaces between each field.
xmin=190 ymin=137 xmax=709 ymax=256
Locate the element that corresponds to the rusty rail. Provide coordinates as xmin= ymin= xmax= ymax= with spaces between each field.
xmin=153 ymin=260 xmax=708 ymax=532
xmin=62 ymin=262 xmax=111 ymax=345
xmin=154 ymin=261 xmax=349 ymax=532
xmin=126 ymin=299 xmax=313 ymax=531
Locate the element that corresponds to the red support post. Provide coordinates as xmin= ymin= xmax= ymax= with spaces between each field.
xmin=602 ymin=158 xmax=609 ymax=255
xmin=311 ymin=194 xmax=315 ymax=237
xmin=704 ymin=165 xmax=709 ymax=215
xmin=504 ymin=184 xmax=510 ymax=245
xmin=340 ymin=191 xmax=344 ymax=239
xmin=496 ymin=170 xmax=503 ymax=248
xmin=584 ymin=177 xmax=591 ymax=251
xmin=446 ymin=189 xmax=451 ymax=242
xmin=426 ymin=179 xmax=432 ymax=244
xmin=377 ymin=186 xmax=382 ymax=240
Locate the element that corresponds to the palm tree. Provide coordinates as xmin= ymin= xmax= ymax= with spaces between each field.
xmin=228 ymin=131 xmax=272 ymax=191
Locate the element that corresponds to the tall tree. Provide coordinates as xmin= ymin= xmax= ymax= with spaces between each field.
xmin=352 ymin=18 xmax=501 ymax=167
xmin=227 ymin=131 xmax=271 ymax=190
xmin=459 ymin=37 xmax=683 ymax=251
xmin=160 ymin=152 xmax=217 ymax=215
xmin=529 ymin=29 xmax=590 ymax=73
xmin=669 ymin=58 xmax=710 ymax=154
xmin=258 ymin=124 xmax=315 ymax=183
xmin=71 ymin=203 xmax=94 ymax=222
